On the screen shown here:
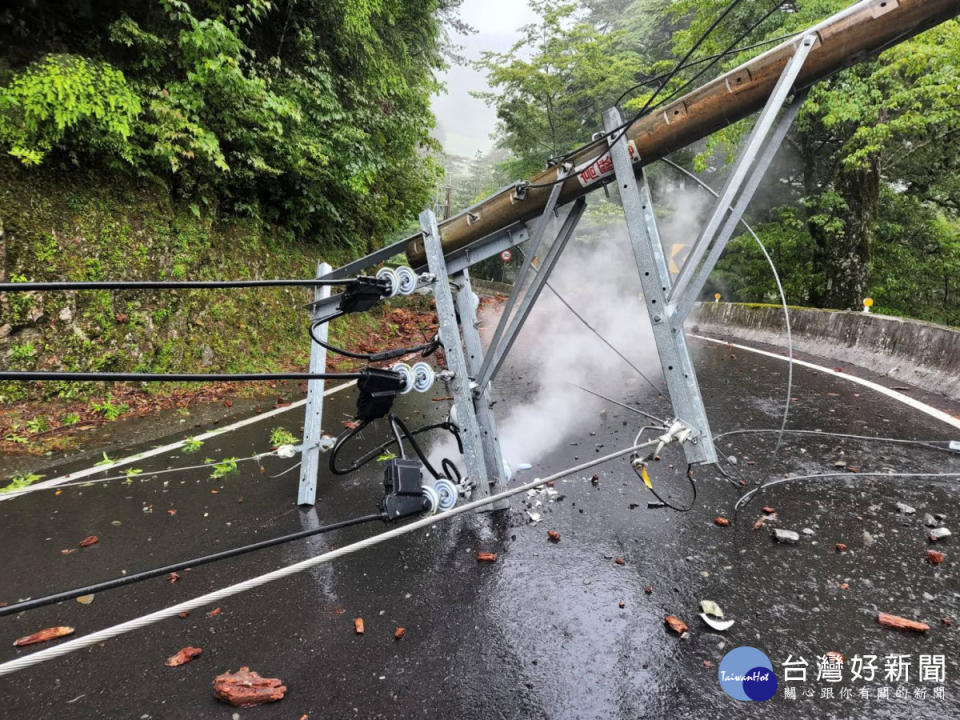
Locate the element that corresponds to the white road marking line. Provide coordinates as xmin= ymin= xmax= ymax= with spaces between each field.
xmin=13 ymin=381 xmax=357 ymax=494
xmin=692 ymin=334 xmax=960 ymax=432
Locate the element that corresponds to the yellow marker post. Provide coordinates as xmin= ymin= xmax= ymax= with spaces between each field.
xmin=714 ymin=293 xmax=722 ymax=303
xmin=863 ymin=297 xmax=873 ymax=313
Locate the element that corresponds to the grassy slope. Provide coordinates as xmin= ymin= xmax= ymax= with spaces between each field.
xmin=0 ymin=161 xmax=425 ymax=455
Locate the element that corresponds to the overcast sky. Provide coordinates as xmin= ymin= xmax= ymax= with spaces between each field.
xmin=430 ymin=0 xmax=538 ymax=158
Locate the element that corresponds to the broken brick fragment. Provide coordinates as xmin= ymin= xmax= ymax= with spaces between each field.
xmin=394 ymin=627 xmax=406 ymax=640
xmin=644 ymin=586 xmax=653 ymax=595
xmin=590 ymin=474 xmax=599 ymax=486
xmin=836 ymin=543 xmax=848 ymax=553
xmin=169 ymin=572 xmax=181 ymax=583
xmin=213 ymin=667 xmax=286 ymax=708
xmin=618 ymin=601 xmax=625 ymax=609
xmin=547 ymin=530 xmax=561 ymax=543
xmin=665 ymin=615 xmax=688 ymax=635
xmin=13 ymin=626 xmax=74 ymax=647
xmin=165 ymin=646 xmax=203 ymax=667
xmin=206 ymin=607 xmax=222 ymax=617
xmin=78 ymin=535 xmax=99 ymax=548
xmin=476 ymin=552 xmax=498 ymax=563
xmin=877 ymin=612 xmax=929 ymax=633
xmin=614 ymin=556 xmax=625 ymax=566
xmin=714 ymin=516 xmax=730 ymax=527
xmin=762 ymin=506 xmax=775 ymax=514
xmin=926 ymin=549 xmax=945 ymax=565
xmin=354 ymin=618 xmax=364 ymax=635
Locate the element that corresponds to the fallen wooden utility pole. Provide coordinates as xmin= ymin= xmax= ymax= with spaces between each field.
xmin=405 ymin=0 xmax=960 ymax=266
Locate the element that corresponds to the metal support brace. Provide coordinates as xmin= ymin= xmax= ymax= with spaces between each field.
xmin=454 ymin=268 xmax=509 ymax=509
xmin=603 ymin=108 xmax=716 ymax=465
xmin=670 ymin=34 xmax=816 ymax=316
xmin=298 ymin=261 xmax=332 ymax=505
xmin=477 ymin=166 xmax=569 ymax=385
xmin=478 ymin=199 xmax=587 ymax=389
xmin=420 ymin=210 xmax=491 ymax=499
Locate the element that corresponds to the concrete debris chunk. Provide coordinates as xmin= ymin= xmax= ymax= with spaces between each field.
xmin=924 ymin=513 xmax=938 ymax=528
xmin=895 ymin=502 xmax=916 ymax=515
xmin=929 ymin=527 xmax=952 ymax=542
xmin=772 ymin=528 xmax=800 ymax=544
xmin=213 ymin=667 xmax=286 ymax=708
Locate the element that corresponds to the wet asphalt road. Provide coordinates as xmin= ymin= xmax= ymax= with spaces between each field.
xmin=1 ymin=335 xmax=959 ymax=720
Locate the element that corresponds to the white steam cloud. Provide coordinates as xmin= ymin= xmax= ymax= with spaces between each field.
xmin=428 ymin=184 xmax=712 ymax=477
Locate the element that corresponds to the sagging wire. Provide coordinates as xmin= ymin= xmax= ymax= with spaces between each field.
xmin=308 ymin=323 xmax=440 ymax=363
xmin=515 ymin=246 xmax=667 ymax=398
xmin=0 ymin=513 xmax=384 ymax=618
xmin=0 ymin=447 xmax=292 ymax=500
xmin=0 ymin=277 xmax=385 ymax=292
xmin=525 ymin=0 xmax=748 ymax=191
xmin=641 ymin=1 xmax=793 ymax=115
xmin=630 ymin=423 xmax=697 ymax=512
xmin=735 ymin=471 xmax=960 ymax=513
xmin=714 ymin=428 xmax=959 ymax=456
xmin=660 ymin=157 xmax=794 ymax=452
xmin=612 ymin=30 xmax=800 ymax=108
xmin=570 ymin=382 xmax=666 ymax=425
xmin=0 ymin=438 xmax=662 ymax=678
xmin=329 ymin=417 xmax=463 ymax=480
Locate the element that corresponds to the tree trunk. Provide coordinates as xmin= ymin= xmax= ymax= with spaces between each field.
xmin=808 ymin=159 xmax=880 ymax=310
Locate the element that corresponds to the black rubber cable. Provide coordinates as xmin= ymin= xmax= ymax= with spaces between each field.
xmin=0 ymin=513 xmax=383 ymax=617
xmin=329 ymin=420 xmax=462 ymax=476
xmin=634 ymin=460 xmax=697 ymax=512
xmin=308 ymin=322 xmax=439 ymax=362
xmin=0 ymin=278 xmax=376 ymax=292
xmin=525 ymin=0 xmax=746 ymax=190
xmin=0 ymin=371 xmax=363 ymax=382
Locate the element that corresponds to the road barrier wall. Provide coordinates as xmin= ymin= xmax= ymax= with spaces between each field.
xmin=690 ymin=303 xmax=960 ymax=400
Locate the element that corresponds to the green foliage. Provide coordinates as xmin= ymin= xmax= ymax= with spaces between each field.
xmin=0 ymin=54 xmax=141 ymax=165
xmin=209 ymin=456 xmax=239 ymax=479
xmin=1 ymin=471 xmax=44 ymax=494
xmin=94 ymin=452 xmax=115 ymax=466
xmin=269 ymin=426 xmax=298 ymax=447
xmin=62 ymin=412 xmax=81 ymax=426
xmin=474 ymin=0 xmax=643 ymax=177
xmin=0 ymin=0 xmax=460 ymax=242
xmin=183 ymin=436 xmax=205 ymax=453
xmin=90 ymin=397 xmax=128 ymax=421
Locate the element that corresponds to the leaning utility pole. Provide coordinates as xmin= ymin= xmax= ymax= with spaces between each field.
xmin=404 ymin=0 xmax=959 ymax=266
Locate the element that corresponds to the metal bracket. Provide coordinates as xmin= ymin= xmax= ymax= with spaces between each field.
xmin=603 ymin=107 xmax=716 ymax=465
xmin=420 ymin=209 xmax=491 ymax=499
xmin=298 ymin=261 xmax=333 ymax=505
xmin=454 ymin=268 xmax=509 ymax=509
xmin=477 ymin=199 xmax=587 ymax=390
xmin=669 ymin=34 xmax=816 ymax=318
xmin=476 ymin=165 xmax=570 ymax=386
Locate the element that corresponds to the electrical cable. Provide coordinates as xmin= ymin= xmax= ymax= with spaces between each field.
xmin=0 ymin=438 xmax=660 ymax=678
xmin=644 ymin=1 xmax=792 ymax=114
xmin=526 ymin=0 xmax=748 ymax=191
xmin=515 ymin=246 xmax=667 ymax=398
xmin=714 ymin=428 xmax=958 ymax=456
xmin=328 ymin=420 xmax=462 ymax=476
xmin=660 ymin=157 xmax=794 ymax=451
xmin=0 ymin=513 xmax=383 ymax=618
xmin=612 ymin=30 xmax=800 ymax=108
xmin=0 ymin=450 xmax=282 ymax=499
xmin=308 ymin=323 xmax=439 ymax=362
xmin=389 ymin=415 xmax=407 ymax=460
xmin=735 ymin=471 xmax=960 ymax=512
xmin=569 ymin=382 xmax=666 ymax=425
xmin=0 ymin=278 xmax=378 ymax=292
xmin=630 ymin=425 xmax=697 ymax=511
xmin=0 ymin=371 xmax=364 ymax=383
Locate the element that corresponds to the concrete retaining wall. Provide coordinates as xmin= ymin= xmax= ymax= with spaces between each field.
xmin=690 ymin=303 xmax=960 ymax=400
